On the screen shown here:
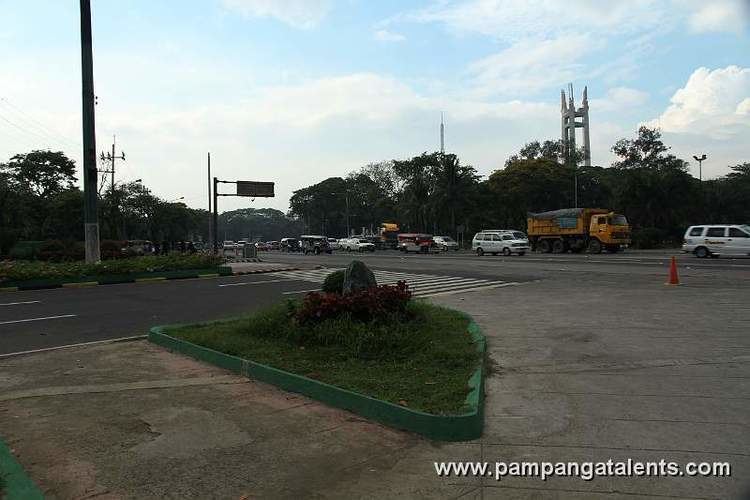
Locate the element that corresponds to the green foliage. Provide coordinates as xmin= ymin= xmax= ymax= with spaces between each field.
xmin=218 ymin=207 xmax=303 ymax=242
xmin=170 ymin=301 xmax=480 ymax=413
xmin=0 ymin=254 xmax=224 ymax=284
xmin=8 ymin=241 xmax=44 ymax=260
xmin=630 ymin=227 xmax=670 ymax=249
xmin=322 ymin=270 xmax=345 ymax=294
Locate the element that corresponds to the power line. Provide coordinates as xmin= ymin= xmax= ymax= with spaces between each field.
xmin=0 ymin=97 xmax=82 ymax=149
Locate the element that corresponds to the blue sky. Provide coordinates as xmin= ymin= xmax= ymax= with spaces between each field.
xmin=1 ymin=0 xmax=749 ymax=212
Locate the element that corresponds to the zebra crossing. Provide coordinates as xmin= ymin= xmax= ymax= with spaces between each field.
xmin=270 ymin=268 xmax=520 ymax=298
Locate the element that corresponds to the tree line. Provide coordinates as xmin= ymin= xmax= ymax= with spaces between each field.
xmin=289 ymin=127 xmax=750 ymax=247
xmin=2 ymin=126 xmax=748 ymax=257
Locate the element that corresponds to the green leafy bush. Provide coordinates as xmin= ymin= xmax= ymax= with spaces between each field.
xmin=0 ymin=254 xmax=225 ymax=284
xmin=321 ymin=270 xmax=345 ymax=294
xmin=8 ymin=241 xmax=44 ymax=260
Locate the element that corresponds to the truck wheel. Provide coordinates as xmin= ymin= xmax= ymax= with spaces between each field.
xmin=540 ymin=240 xmax=552 ymax=253
xmin=476 ymin=247 xmax=484 ymax=256
xmin=694 ymin=246 xmax=709 ymax=258
xmin=502 ymin=247 xmax=511 ymax=256
xmin=588 ymin=239 xmax=602 ymax=254
xmin=552 ymin=239 xmax=565 ymax=253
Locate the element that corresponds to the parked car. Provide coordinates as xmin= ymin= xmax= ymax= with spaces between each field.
xmin=341 ymin=237 xmax=375 ymax=252
xmin=433 ymin=235 xmax=459 ymax=251
xmin=397 ymin=233 xmax=439 ymax=253
xmin=280 ymin=237 xmax=300 ymax=252
xmin=327 ymin=238 xmax=340 ymax=250
xmin=267 ymin=241 xmax=280 ymax=250
xmin=472 ymin=230 xmax=529 ymax=256
xmin=682 ymin=224 xmax=750 ymax=258
xmin=222 ymin=240 xmax=238 ymax=250
xmin=255 ymin=241 xmax=269 ymax=251
xmin=300 ymin=235 xmax=332 ymax=255
xmin=121 ymin=239 xmax=153 ymax=256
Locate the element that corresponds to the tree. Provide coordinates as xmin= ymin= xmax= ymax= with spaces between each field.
xmin=0 ymin=150 xmax=77 ymax=198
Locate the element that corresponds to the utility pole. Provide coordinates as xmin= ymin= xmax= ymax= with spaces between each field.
xmin=213 ymin=177 xmax=219 ymax=254
xmin=100 ymin=135 xmax=125 ymax=191
xmin=80 ymin=0 xmax=100 ymax=263
xmin=207 ymin=152 xmax=212 ymax=248
xmin=693 ymin=154 xmax=707 ymax=182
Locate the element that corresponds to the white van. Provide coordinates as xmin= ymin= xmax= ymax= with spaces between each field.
xmin=472 ymin=230 xmax=529 ymax=256
xmin=682 ymin=225 xmax=750 ymax=258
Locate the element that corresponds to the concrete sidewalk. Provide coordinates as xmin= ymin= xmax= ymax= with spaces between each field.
xmin=0 ymin=340 xmax=477 ymax=499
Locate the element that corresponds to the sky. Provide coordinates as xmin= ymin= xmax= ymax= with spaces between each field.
xmin=1 ymin=0 xmax=749 ymax=213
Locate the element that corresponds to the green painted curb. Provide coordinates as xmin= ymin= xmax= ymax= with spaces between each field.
xmin=148 ymin=315 xmax=485 ymax=441
xmin=0 ymin=266 xmax=232 ymax=291
xmin=0 ymin=439 xmax=44 ymax=500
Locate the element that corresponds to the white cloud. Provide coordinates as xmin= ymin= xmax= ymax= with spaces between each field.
xmin=396 ymin=0 xmax=747 ymax=41
xmin=373 ymin=29 xmax=406 ymax=42
xmin=400 ymin=0 xmax=671 ymax=42
xmin=686 ymin=0 xmax=749 ymax=34
xmin=221 ymin=0 xmax=331 ymax=29
xmin=592 ymin=87 xmax=649 ymax=112
xmin=645 ymin=66 xmax=750 ymax=139
xmin=467 ymin=34 xmax=600 ymax=97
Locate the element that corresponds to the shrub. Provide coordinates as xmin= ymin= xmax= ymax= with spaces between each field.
xmin=8 ymin=241 xmax=44 ymax=260
xmin=100 ymin=240 xmax=124 ymax=260
xmin=322 ymin=270 xmax=345 ymax=294
xmin=296 ymin=281 xmax=411 ymax=325
xmin=37 ymin=240 xmax=67 ymax=262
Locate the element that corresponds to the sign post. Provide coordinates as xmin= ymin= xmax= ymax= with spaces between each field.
xmin=213 ymin=179 xmax=275 ymax=254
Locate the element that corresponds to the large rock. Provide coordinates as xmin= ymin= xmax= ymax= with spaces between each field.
xmin=342 ymin=260 xmax=377 ymax=295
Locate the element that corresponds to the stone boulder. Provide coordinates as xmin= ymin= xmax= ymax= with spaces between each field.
xmin=342 ymin=260 xmax=377 ymax=295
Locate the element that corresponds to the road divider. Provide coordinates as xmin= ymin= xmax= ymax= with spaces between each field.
xmin=0 ymin=266 xmax=233 ymax=292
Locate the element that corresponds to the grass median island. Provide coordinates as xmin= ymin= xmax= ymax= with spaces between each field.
xmin=167 ymin=298 xmax=481 ymax=414
xmin=0 ymin=254 xmax=224 ymax=284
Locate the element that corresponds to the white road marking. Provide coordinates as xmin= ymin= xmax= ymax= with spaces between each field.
xmin=272 ymin=269 xmax=523 ymax=297
xmin=282 ymin=288 xmax=321 ymax=295
xmin=0 ymin=314 xmax=76 ymax=325
xmin=218 ymin=278 xmax=299 ymax=287
xmin=0 ymin=300 xmax=41 ymax=306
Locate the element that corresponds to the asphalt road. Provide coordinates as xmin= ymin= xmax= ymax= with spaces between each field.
xmin=1 ymin=249 xmax=748 ymax=355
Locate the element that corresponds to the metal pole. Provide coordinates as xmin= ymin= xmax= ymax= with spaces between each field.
xmin=213 ymin=177 xmax=219 ymax=254
xmin=574 ymin=170 xmax=578 ymax=208
xmin=111 ymin=135 xmax=116 ymax=190
xmin=207 ymin=152 xmax=212 ymax=247
xmin=80 ymin=0 xmax=100 ymax=263
xmin=345 ymin=193 xmax=350 ymax=236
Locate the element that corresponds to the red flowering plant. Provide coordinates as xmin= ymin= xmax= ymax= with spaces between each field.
xmin=295 ymin=280 xmax=412 ymax=325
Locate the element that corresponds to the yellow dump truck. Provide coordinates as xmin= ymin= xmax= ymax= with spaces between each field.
xmin=527 ymin=208 xmax=631 ymax=254
xmin=379 ymin=222 xmax=400 ymax=249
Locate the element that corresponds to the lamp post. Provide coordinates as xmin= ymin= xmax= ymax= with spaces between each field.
xmin=693 ymin=154 xmax=707 ymax=182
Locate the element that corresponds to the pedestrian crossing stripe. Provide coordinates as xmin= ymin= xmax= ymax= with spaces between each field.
xmin=270 ymin=268 xmax=520 ymax=298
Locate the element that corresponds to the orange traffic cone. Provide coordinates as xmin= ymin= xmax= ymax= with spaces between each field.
xmin=665 ymin=256 xmax=680 ymax=285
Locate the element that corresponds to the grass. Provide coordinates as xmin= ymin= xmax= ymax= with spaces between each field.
xmin=0 ymin=254 xmax=224 ymax=284
xmin=167 ymin=301 xmax=481 ymax=415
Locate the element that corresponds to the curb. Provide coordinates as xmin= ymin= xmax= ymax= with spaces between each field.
xmin=0 ymin=438 xmax=44 ymax=500
xmin=0 ymin=266 xmax=232 ymax=292
xmin=231 ymin=266 xmax=300 ymax=276
xmin=148 ymin=316 xmax=485 ymax=441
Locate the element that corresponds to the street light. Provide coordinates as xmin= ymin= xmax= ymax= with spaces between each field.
xmin=167 ymin=196 xmax=185 ymax=203
xmin=693 ymin=154 xmax=707 ymax=182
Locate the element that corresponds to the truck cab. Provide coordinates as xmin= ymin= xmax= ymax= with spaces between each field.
xmin=589 ymin=213 xmax=631 ymax=252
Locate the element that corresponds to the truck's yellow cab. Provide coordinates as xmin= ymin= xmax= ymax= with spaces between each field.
xmin=590 ymin=212 xmax=631 ymax=246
